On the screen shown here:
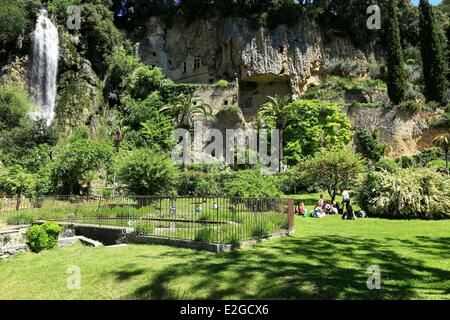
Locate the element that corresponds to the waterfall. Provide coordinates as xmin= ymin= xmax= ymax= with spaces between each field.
xmin=30 ymin=9 xmax=59 ymax=124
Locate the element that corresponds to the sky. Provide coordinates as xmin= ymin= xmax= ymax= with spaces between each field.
xmin=411 ymin=0 xmax=442 ymax=5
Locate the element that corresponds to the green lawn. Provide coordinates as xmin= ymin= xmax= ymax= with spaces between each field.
xmin=0 ymin=215 xmax=449 ymax=300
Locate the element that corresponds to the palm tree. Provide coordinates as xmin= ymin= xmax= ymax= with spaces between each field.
xmin=433 ymin=132 xmax=450 ymax=175
xmin=160 ymin=93 xmax=214 ymax=170
xmin=258 ymin=95 xmax=293 ymax=172
xmin=160 ymin=93 xmax=214 ymax=130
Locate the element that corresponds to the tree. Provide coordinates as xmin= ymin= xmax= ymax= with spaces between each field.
xmin=0 ymin=85 xmax=32 ymax=131
xmin=432 ymin=132 xmax=450 ymax=175
xmin=116 ymin=148 xmax=180 ymax=196
xmin=160 ymin=93 xmax=214 ymax=130
xmin=299 ymin=149 xmax=365 ymax=201
xmin=0 ymin=0 xmax=28 ymax=44
xmin=0 ymin=165 xmax=36 ymax=210
xmin=258 ymin=95 xmax=293 ymax=172
xmin=282 ymin=100 xmax=351 ymax=166
xmin=386 ymin=0 xmax=407 ymax=105
xmin=419 ymin=0 xmax=448 ymax=104
xmin=49 ymin=139 xmax=113 ymax=195
xmin=355 ymin=129 xmax=386 ymax=162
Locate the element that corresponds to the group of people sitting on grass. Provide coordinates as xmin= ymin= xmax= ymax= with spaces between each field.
xmin=295 ymin=188 xmax=366 ymax=220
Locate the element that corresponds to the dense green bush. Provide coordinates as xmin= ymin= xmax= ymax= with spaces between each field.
xmin=355 ymin=129 xmax=385 ymax=162
xmin=6 ymin=212 xmax=34 ymax=225
xmin=375 ymin=158 xmax=399 ymax=173
xmin=426 ymin=159 xmax=448 ymax=174
xmin=41 ymin=222 xmax=62 ymax=249
xmin=396 ymin=155 xmax=414 ymax=168
xmin=116 ymin=148 xmax=180 ymax=196
xmin=215 ymin=80 xmax=230 ymax=88
xmin=223 ymin=169 xmax=281 ymax=198
xmin=355 ymin=169 xmax=450 ymax=219
xmin=26 ymin=225 xmax=49 ymax=253
xmin=413 ymin=147 xmax=443 ymax=165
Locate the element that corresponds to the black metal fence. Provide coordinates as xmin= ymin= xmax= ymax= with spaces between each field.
xmin=0 ymin=196 xmax=294 ymax=244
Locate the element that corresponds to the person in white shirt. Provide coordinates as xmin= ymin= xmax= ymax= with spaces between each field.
xmin=341 ymin=188 xmax=350 ymax=210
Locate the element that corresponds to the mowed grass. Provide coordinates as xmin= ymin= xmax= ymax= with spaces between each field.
xmin=0 ymin=215 xmax=449 ymax=300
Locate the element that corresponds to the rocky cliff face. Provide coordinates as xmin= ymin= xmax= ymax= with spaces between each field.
xmin=341 ymin=106 xmax=445 ymax=158
xmin=138 ymin=16 xmax=370 ymax=96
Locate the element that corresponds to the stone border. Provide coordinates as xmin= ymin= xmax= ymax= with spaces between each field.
xmin=126 ymin=230 xmax=293 ymax=253
xmin=36 ymin=220 xmax=294 ymax=253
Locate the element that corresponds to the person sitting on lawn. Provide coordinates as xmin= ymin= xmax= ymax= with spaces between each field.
xmin=318 ymin=194 xmax=324 ymax=209
xmin=331 ymin=201 xmax=339 ymax=214
xmin=312 ymin=202 xmax=326 ymax=218
xmin=297 ymin=202 xmax=307 ymax=216
xmin=324 ymin=202 xmax=333 ymax=214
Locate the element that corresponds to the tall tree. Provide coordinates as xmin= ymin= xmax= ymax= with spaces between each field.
xmin=160 ymin=93 xmax=214 ymax=170
xmin=386 ymin=0 xmax=407 ymax=105
xmin=160 ymin=93 xmax=214 ymax=130
xmin=258 ymin=95 xmax=293 ymax=172
xmin=419 ymin=0 xmax=448 ymax=104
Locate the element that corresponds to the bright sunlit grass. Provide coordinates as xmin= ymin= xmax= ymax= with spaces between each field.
xmin=0 ymin=215 xmax=448 ymax=299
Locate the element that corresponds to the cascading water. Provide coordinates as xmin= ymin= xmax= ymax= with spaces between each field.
xmin=30 ymin=9 xmax=59 ymax=124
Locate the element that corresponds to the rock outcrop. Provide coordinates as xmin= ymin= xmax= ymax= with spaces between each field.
xmin=341 ymin=105 xmax=446 ymax=158
xmin=138 ymin=16 xmax=352 ymax=96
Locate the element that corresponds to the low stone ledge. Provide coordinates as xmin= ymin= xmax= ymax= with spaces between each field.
xmin=58 ymin=236 xmax=103 ymax=247
xmin=126 ymin=230 xmax=292 ymax=253
xmin=0 ymin=244 xmax=28 ymax=258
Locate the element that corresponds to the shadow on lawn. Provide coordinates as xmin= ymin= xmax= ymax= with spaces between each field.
xmin=117 ymin=235 xmax=450 ymax=300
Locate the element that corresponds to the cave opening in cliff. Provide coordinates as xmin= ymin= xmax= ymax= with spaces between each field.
xmin=239 ymin=75 xmax=292 ymax=112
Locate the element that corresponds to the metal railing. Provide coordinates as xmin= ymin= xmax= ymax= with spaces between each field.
xmin=0 ymin=196 xmax=294 ymax=244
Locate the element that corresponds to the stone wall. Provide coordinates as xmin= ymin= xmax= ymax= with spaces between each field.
xmin=341 ymin=105 xmax=446 ymax=158
xmin=193 ymin=84 xmax=239 ymax=115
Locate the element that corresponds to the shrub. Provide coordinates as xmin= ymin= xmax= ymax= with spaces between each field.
xmin=116 ymin=148 xmax=180 ymax=196
xmin=398 ymin=101 xmax=423 ymax=113
xmin=6 ymin=212 xmax=34 ymax=225
xmin=355 ymin=169 xmax=450 ymax=219
xmin=299 ymin=149 xmax=364 ymax=201
xmin=426 ymin=159 xmax=447 ymax=174
xmin=215 ymin=80 xmax=230 ymax=88
xmin=375 ymin=158 xmax=399 ymax=173
xmin=219 ymin=105 xmax=241 ymax=114
xmin=251 ymin=222 xmax=274 ymax=238
xmin=413 ymin=148 xmax=442 ymax=166
xmin=26 ymin=225 xmax=49 ymax=253
xmin=194 ymin=228 xmax=215 ymax=242
xmin=355 ymin=129 xmax=385 ymax=162
xmin=223 ymin=169 xmax=281 ymax=198
xmin=324 ymin=59 xmax=366 ymax=78
xmin=134 ymin=221 xmax=155 ymax=236
xmin=396 ymin=155 xmax=414 ymax=168
xmin=41 ymin=222 xmax=62 ymax=249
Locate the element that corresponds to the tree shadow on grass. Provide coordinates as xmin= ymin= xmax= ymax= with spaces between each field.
xmin=117 ymin=235 xmax=450 ymax=300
